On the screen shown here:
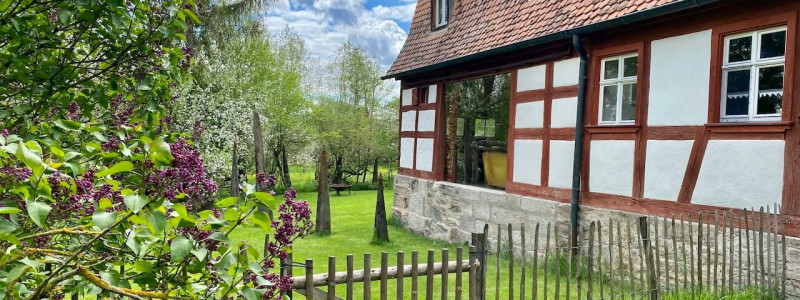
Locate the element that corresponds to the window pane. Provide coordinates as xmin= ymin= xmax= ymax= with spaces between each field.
xmin=727 ymin=36 xmax=752 ymax=63
xmin=757 ymin=65 xmax=784 ymax=115
xmin=486 ymin=119 xmax=496 ymax=137
xmin=623 ymin=56 xmax=638 ymax=77
xmin=724 ymin=69 xmax=750 ymax=116
xmin=601 ymin=85 xmax=618 ymax=122
xmin=474 ymin=119 xmax=486 ymax=137
xmin=603 ymin=59 xmax=619 ymax=80
xmin=457 ymin=118 xmax=464 ymax=136
xmin=621 ymin=83 xmax=637 ymax=121
xmin=760 ymin=30 xmax=786 ymax=59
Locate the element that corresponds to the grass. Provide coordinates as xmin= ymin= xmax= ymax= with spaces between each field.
xmin=282 ymin=165 xmax=396 ymax=193
xmin=231 ymin=190 xmax=775 ymax=299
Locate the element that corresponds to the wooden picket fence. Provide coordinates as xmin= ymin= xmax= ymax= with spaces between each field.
xmin=287 ymin=205 xmax=788 ymax=299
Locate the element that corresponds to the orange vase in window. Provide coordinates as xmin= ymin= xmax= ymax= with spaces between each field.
xmin=482 ymin=151 xmax=507 ymax=188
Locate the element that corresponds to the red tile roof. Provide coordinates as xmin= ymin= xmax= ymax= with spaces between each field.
xmin=385 ymin=0 xmax=682 ymax=78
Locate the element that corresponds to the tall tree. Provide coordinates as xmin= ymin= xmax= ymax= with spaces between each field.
xmin=373 ymin=174 xmax=389 ymax=243
xmin=316 ymin=148 xmax=331 ymax=234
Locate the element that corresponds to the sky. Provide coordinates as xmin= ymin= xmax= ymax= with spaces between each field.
xmin=264 ymin=0 xmax=416 ymax=72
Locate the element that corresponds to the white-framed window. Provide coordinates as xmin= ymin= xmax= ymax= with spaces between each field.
xmin=599 ymin=53 xmax=638 ymax=125
xmin=434 ymin=0 xmax=448 ymax=28
xmin=721 ymin=26 xmax=786 ymax=122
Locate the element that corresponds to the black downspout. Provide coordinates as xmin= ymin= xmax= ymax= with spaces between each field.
xmin=570 ymin=35 xmax=588 ymax=249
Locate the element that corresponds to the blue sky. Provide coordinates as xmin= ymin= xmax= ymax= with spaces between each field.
xmin=265 ymin=0 xmax=416 ymax=70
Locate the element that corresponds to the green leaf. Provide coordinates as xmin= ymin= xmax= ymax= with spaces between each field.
xmin=92 ymin=211 xmax=117 ymax=229
xmin=134 ymin=261 xmax=153 ymax=273
xmin=15 ymin=142 xmax=43 ymax=177
xmin=251 ymin=211 xmax=272 ymax=232
xmin=170 ymin=236 xmax=193 ymax=262
xmin=0 ymin=233 xmax=20 ymax=245
xmin=191 ymin=248 xmax=208 ymax=261
xmin=98 ymin=198 xmax=113 ymax=210
xmin=0 ymin=219 xmax=18 ymax=234
xmin=123 ymin=194 xmax=147 ymax=213
xmin=182 ymin=8 xmax=201 ymax=24
xmin=0 ymin=207 xmax=21 ymax=214
xmin=50 ymin=146 xmax=65 ymax=158
xmin=7 ymin=264 xmax=29 ymax=282
xmin=59 ymin=9 xmax=73 ymax=25
xmin=241 ymin=287 xmax=265 ymax=300
xmin=54 ymin=119 xmax=82 ymax=131
xmin=26 ymin=201 xmax=51 ymax=228
xmin=147 ymin=210 xmax=166 ymax=234
xmin=95 ymin=161 xmax=133 ymax=177
xmin=147 ymin=139 xmax=173 ymax=167
xmin=215 ymin=196 xmax=237 ymax=208
xmin=254 ymin=192 xmax=277 ymax=209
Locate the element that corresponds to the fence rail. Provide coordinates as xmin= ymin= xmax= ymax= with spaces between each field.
xmin=287 ymin=205 xmax=787 ymax=299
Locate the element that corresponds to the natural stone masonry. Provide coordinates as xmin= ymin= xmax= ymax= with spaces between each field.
xmin=391 ymin=174 xmax=800 ymax=297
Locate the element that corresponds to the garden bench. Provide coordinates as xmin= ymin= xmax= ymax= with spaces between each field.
xmin=330 ymin=183 xmax=352 ymax=196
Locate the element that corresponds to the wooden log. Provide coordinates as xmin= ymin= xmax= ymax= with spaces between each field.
xmin=532 ymin=223 xmax=539 ymax=300
xmin=442 ymin=249 xmax=449 ymax=300
xmin=364 ymin=253 xmax=372 ymax=300
xmin=316 ymin=149 xmax=331 ymax=234
xmin=412 ymin=251 xmax=419 ymax=300
xmin=328 ymin=256 xmax=336 ymax=300
xmin=639 ymin=217 xmax=658 ymax=300
xmin=290 ymin=258 xmax=476 ymax=289
xmin=381 ymin=252 xmax=388 ymax=300
xmin=398 ymin=252 xmax=405 ymax=300
xmin=373 ymin=175 xmax=389 ymax=243
xmin=456 ymin=247 xmax=463 ymax=300
xmin=520 ymin=224 xmax=526 ymax=300
xmin=427 ymin=250 xmax=434 ymax=300
xmin=587 ymin=222 xmax=596 ymax=300
xmin=306 ymin=259 xmax=315 ymax=300
xmin=346 ymin=254 xmax=354 ymax=300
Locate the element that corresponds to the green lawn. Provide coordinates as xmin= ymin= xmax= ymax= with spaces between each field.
xmin=231 ymin=190 xmax=770 ymax=299
xmin=231 ymin=190 xmax=598 ymax=299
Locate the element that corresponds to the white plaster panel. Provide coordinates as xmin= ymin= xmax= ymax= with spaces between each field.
xmin=548 ymin=141 xmax=575 ymax=189
xmin=553 ymin=58 xmax=580 ymax=87
xmin=401 ymin=110 xmax=416 ymax=132
xmin=415 ymin=138 xmax=434 ymax=172
xmin=402 ymin=88 xmax=413 ymax=106
xmin=515 ymin=101 xmax=544 ymax=128
xmin=417 ymin=110 xmax=436 ymax=132
xmin=589 ymin=140 xmax=635 ymax=196
xmin=643 ymin=140 xmax=694 ymax=201
xmin=428 ymin=85 xmax=437 ymax=103
xmin=550 ymin=97 xmax=578 ymax=128
xmin=648 ymin=30 xmax=711 ymax=126
xmin=516 ymin=65 xmax=546 ymax=92
xmin=692 ymin=140 xmax=784 ymax=209
xmin=399 ymin=138 xmax=415 ymax=168
xmin=513 ymin=140 xmax=543 ymax=185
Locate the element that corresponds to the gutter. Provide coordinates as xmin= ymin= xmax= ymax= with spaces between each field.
xmin=570 ymin=35 xmax=588 ymax=248
xmin=382 ymin=0 xmax=720 ymax=80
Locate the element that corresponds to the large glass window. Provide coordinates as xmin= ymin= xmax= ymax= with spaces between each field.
xmin=721 ymin=26 xmax=786 ymax=122
xmin=599 ymin=53 xmax=638 ymax=125
xmin=444 ymin=74 xmax=510 ymax=188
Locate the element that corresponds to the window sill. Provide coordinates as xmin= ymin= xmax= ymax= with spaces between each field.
xmin=706 ymin=121 xmax=793 ymax=133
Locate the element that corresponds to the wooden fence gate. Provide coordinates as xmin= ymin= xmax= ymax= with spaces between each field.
xmin=288 ymin=206 xmax=787 ymax=300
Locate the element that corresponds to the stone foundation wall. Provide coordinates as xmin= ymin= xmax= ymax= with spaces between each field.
xmin=391 ymin=174 xmax=800 ymax=297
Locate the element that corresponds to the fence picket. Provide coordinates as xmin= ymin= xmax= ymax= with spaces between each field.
xmin=713 ymin=211 xmax=719 ymax=295
xmin=745 ymin=208 xmax=752 ymax=287
xmin=456 ymin=247 xmax=463 ymax=300
xmin=398 ymin=252 xmax=405 ymax=300
xmin=520 ymin=224 xmax=526 ymax=300
xmin=616 ymin=221 xmax=624 ymax=300
xmin=469 ymin=246 xmax=477 ymax=300
xmin=380 ymin=252 xmax=388 ymax=300
xmin=597 ymin=221 xmax=603 ymax=300
xmin=687 ymin=214 xmax=695 ymax=300
xmin=609 ymin=220 xmax=615 ymax=300
xmin=427 ymin=250 xmax=434 ymax=300
xmin=347 ymin=254 xmax=354 ymax=300
xmin=780 ymin=205 xmax=787 ymax=299
xmin=758 ymin=206 xmax=765 ymax=298
xmin=328 ymin=256 xmax=336 ymax=300
xmin=773 ymin=204 xmax=780 ymax=299
xmin=587 ymin=222 xmax=596 ymax=300
xmin=442 ymin=249 xmax=449 ymax=300
xmin=544 ymin=223 xmax=551 ymax=300
xmin=364 ymin=253 xmax=371 ymax=300
xmin=507 ymin=224 xmax=514 ymax=300
xmin=626 ymin=219 xmax=634 ymax=300
xmin=721 ymin=212 xmax=727 ymax=296
xmin=532 ymin=223 xmax=539 ymax=300
xmin=496 ymin=224 xmax=501 ymax=300
xmin=306 ymin=259 xmax=315 ymax=300
xmin=554 ymin=224 xmax=561 ymax=300
xmin=412 ymin=250 xmax=419 ymax=300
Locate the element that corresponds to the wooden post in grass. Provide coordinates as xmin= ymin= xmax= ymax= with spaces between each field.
xmin=316 ymin=148 xmax=331 ymax=235
xmin=373 ymin=174 xmax=389 ymax=243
